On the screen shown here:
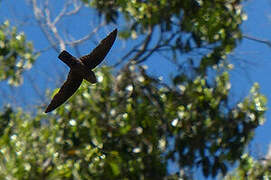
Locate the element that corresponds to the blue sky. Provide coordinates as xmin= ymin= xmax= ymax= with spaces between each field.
xmin=1 ymin=0 xmax=271 ymax=177
xmin=234 ymin=0 xmax=271 ymax=156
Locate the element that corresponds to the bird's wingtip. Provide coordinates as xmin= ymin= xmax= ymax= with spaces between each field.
xmin=111 ymin=28 xmax=118 ymax=35
xmin=45 ymin=105 xmax=52 ymax=113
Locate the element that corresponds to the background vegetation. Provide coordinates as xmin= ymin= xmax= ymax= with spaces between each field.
xmin=0 ymin=0 xmax=269 ymax=179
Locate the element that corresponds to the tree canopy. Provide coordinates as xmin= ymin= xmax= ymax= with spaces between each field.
xmin=0 ymin=0 xmax=268 ymax=179
xmin=0 ymin=20 xmax=38 ymax=86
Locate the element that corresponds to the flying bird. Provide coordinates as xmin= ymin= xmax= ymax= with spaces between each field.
xmin=45 ymin=29 xmax=117 ymax=113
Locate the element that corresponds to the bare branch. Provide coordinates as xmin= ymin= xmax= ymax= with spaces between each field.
xmin=36 ymin=22 xmax=105 ymax=54
xmin=52 ymin=0 xmax=72 ymax=26
xmin=30 ymin=0 xmax=59 ymax=52
xmin=113 ymin=26 xmax=182 ymax=67
xmin=243 ymin=34 xmax=271 ymax=47
xmin=132 ymin=26 xmax=153 ymax=61
xmin=44 ymin=0 xmax=66 ymax=51
xmin=135 ymin=29 xmax=162 ymax=64
xmin=112 ymin=27 xmax=154 ymax=67
xmin=65 ymin=0 xmax=82 ymax=16
xmin=136 ymin=28 xmax=182 ymax=64
xmin=30 ymin=0 xmax=100 ymax=53
xmin=113 ymin=40 xmax=146 ymax=67
xmin=52 ymin=0 xmax=82 ymax=26
xmin=66 ymin=21 xmax=106 ymax=46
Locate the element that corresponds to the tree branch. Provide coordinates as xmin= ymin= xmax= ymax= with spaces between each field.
xmin=30 ymin=0 xmax=59 ymax=52
xmin=66 ymin=21 xmax=106 ymax=46
xmin=30 ymin=0 xmax=85 ymax=53
xmin=243 ymin=34 xmax=271 ymax=47
xmin=112 ymin=27 xmax=154 ymax=67
xmin=132 ymin=26 xmax=153 ymax=61
xmin=52 ymin=0 xmax=82 ymax=26
xmin=44 ymin=0 xmax=65 ymax=51
xmin=136 ymin=28 xmax=180 ymax=64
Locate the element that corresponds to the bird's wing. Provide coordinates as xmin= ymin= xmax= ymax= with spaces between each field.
xmin=45 ymin=71 xmax=83 ymax=113
xmin=79 ymin=28 xmax=117 ymax=69
xmin=58 ymin=50 xmax=78 ymax=68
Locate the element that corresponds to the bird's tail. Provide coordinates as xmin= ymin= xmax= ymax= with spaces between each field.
xmin=58 ymin=50 xmax=77 ymax=68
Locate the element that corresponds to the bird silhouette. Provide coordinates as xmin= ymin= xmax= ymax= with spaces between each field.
xmin=45 ymin=29 xmax=117 ymax=113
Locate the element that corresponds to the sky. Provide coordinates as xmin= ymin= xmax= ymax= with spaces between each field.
xmin=1 ymin=0 xmax=271 ymax=178
xmin=234 ymin=0 xmax=271 ymax=156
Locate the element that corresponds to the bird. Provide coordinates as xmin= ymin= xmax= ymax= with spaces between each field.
xmin=45 ymin=28 xmax=117 ymax=113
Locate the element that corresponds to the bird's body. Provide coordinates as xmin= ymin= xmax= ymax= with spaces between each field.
xmin=45 ymin=29 xmax=117 ymax=113
xmin=70 ymin=60 xmax=97 ymax=83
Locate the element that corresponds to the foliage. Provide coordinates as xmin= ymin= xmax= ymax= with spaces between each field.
xmin=0 ymin=66 xmax=266 ymax=179
xmin=0 ymin=0 xmax=268 ymax=179
xmin=167 ymin=71 xmax=266 ymax=177
xmin=0 ymin=20 xmax=38 ymax=86
xmin=225 ymin=153 xmax=271 ymax=179
xmin=83 ymin=0 xmax=246 ymax=70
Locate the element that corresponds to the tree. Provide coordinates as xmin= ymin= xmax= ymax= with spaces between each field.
xmin=0 ymin=20 xmax=38 ymax=86
xmin=224 ymin=151 xmax=271 ymax=179
xmin=0 ymin=0 xmax=267 ymax=179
